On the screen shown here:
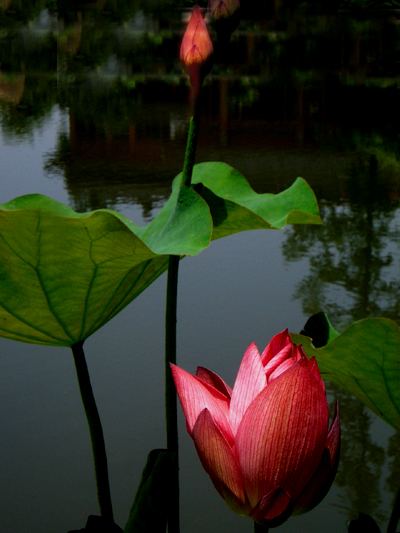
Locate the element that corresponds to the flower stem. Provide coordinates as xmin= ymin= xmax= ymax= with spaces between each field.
xmin=165 ymin=254 xmax=180 ymax=452
xmin=387 ymin=485 xmax=400 ymax=533
xmin=164 ymin=84 xmax=202 ymax=533
xmin=165 ymin=254 xmax=180 ymax=533
xmin=71 ymin=341 xmax=114 ymax=523
xmin=181 ymin=113 xmax=200 ymax=187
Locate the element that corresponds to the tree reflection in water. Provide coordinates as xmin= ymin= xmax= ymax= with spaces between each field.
xmin=282 ymin=152 xmax=400 ymax=330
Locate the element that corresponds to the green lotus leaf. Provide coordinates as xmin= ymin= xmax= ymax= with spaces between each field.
xmin=189 ymin=162 xmax=322 ymax=239
xmin=0 ymin=201 xmax=167 ymax=346
xmin=0 ymin=184 xmax=212 ymax=347
xmin=0 ymin=162 xmax=321 ymax=347
xmin=292 ymin=316 xmax=400 ymax=430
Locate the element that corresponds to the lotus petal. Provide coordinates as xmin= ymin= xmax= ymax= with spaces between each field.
xmin=229 ymin=342 xmax=266 ymax=435
xmin=192 ymin=408 xmax=247 ymax=511
xmin=170 ymin=363 xmax=233 ymax=445
xmin=236 ymin=358 xmax=329 ymax=507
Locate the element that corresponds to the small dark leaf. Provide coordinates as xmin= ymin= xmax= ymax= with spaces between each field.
xmin=300 ymin=311 xmax=339 ymax=348
xmin=347 ymin=513 xmax=381 ymax=533
xmin=124 ymin=449 xmax=175 ymax=533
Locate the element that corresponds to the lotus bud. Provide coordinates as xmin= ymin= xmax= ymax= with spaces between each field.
xmin=208 ymin=0 xmax=240 ymax=41
xmin=180 ymin=4 xmax=213 ymax=90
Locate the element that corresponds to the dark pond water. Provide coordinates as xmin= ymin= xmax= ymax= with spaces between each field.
xmin=1 ymin=2 xmax=400 ymax=532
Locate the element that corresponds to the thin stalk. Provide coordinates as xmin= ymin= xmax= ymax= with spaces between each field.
xmin=181 ymin=82 xmax=201 ymax=187
xmin=165 ymin=253 xmax=180 ymax=452
xmin=72 ymin=341 xmax=114 ymax=523
xmin=164 ymin=84 xmax=202 ymax=533
xmin=181 ymin=115 xmax=200 ymax=187
xmin=165 ymin=254 xmax=180 ymax=533
xmin=387 ymin=485 xmax=400 ymax=533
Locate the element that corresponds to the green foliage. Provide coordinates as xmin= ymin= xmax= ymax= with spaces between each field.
xmin=0 ymin=162 xmax=321 ymax=346
xmin=189 ymin=162 xmax=321 ymax=239
xmin=293 ymin=314 xmax=400 ymax=430
xmin=0 ymin=195 xmax=170 ymax=346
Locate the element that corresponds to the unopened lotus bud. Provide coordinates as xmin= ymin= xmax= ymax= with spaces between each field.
xmin=208 ymin=0 xmax=240 ymax=41
xmin=209 ymin=0 xmax=240 ymax=21
xmin=180 ymin=4 xmax=213 ymax=89
xmin=171 ymin=329 xmax=340 ymax=528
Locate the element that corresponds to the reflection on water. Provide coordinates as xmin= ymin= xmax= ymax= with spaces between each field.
xmin=283 ymin=154 xmax=400 ymax=329
xmin=1 ymin=1 xmax=400 ymax=532
xmin=329 ymin=384 xmax=386 ymax=524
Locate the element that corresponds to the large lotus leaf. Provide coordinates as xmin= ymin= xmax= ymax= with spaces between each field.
xmin=291 ymin=317 xmax=400 ymax=430
xmin=0 ymin=162 xmax=321 ymax=347
xmin=188 ymin=162 xmax=322 ymax=239
xmin=0 ymin=186 xmax=212 ymax=347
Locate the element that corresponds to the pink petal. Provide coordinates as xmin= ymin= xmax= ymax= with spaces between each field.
xmin=229 ymin=343 xmax=267 ymax=436
xmin=180 ymin=5 xmax=213 ymax=66
xmin=293 ymin=401 xmax=340 ymax=515
xmin=193 ymin=20 xmax=213 ymax=58
xmin=236 ymin=358 xmax=329 ymax=508
xmin=263 ymin=344 xmax=293 ymax=378
xmin=182 ymin=5 xmax=202 ymax=47
xmin=170 ymin=364 xmax=234 ymax=445
xmin=306 ymin=354 xmax=326 ymax=392
xmin=267 ymin=357 xmax=295 ymax=383
xmin=326 ymin=402 xmax=340 ymax=456
xmin=192 ymin=408 xmax=248 ymax=514
xmin=249 ymin=487 xmax=293 ymax=527
xmin=196 ymin=367 xmax=232 ymax=398
xmin=264 ymin=341 xmax=305 ymax=380
xmin=184 ymin=44 xmax=203 ymax=65
xmin=260 ymin=329 xmax=293 ymax=366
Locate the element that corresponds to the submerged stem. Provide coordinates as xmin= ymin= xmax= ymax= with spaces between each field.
xmin=72 ymin=341 xmax=114 ymax=523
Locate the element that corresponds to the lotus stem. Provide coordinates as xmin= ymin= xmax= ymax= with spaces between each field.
xmin=72 ymin=341 xmax=114 ymax=523
xmin=165 ymin=254 xmax=180 ymax=533
xmin=165 ymin=254 xmax=180 ymax=452
xmin=164 ymin=84 xmax=202 ymax=533
xmin=387 ymin=485 xmax=400 ymax=533
xmin=181 ymin=87 xmax=201 ymax=188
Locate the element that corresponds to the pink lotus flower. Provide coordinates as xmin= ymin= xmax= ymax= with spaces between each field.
xmin=171 ymin=330 xmax=340 ymax=527
xmin=180 ymin=4 xmax=213 ymax=88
